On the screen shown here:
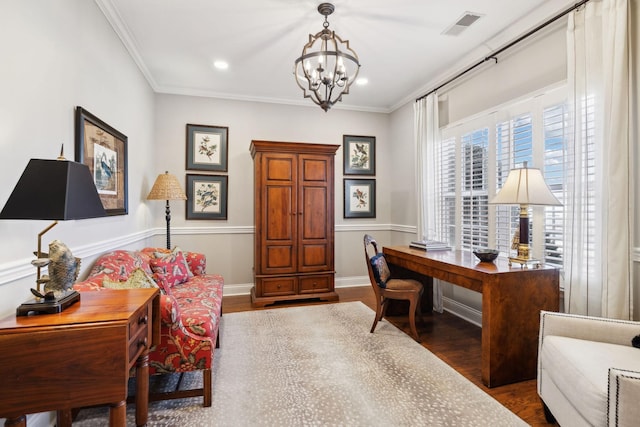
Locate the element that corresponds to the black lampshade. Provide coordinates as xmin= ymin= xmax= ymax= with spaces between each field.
xmin=0 ymin=159 xmax=106 ymax=220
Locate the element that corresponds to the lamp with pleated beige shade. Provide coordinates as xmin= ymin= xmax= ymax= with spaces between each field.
xmin=147 ymin=171 xmax=187 ymax=249
xmin=489 ymin=161 xmax=561 ymax=268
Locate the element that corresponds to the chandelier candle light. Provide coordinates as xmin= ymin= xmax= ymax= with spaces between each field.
xmin=147 ymin=171 xmax=187 ymax=250
xmin=489 ymin=161 xmax=562 ymax=268
xmin=294 ymin=3 xmax=360 ymax=111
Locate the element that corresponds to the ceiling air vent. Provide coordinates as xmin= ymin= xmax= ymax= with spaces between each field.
xmin=442 ymin=12 xmax=483 ymax=36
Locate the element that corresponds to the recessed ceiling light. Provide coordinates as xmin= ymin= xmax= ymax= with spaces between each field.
xmin=213 ymin=60 xmax=229 ymax=70
xmin=356 ymin=78 xmax=368 ymax=86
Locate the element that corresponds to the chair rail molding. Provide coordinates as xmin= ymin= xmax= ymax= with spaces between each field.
xmin=4 ymin=223 xmax=633 ymax=292
xmin=0 ymin=229 xmax=154 ymax=285
xmin=171 ymin=225 xmax=255 ymax=235
xmin=336 ymin=223 xmax=417 ymax=233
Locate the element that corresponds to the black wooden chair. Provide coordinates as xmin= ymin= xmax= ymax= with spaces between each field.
xmin=363 ymin=234 xmax=424 ymax=341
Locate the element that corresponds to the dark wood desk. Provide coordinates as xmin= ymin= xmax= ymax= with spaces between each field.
xmin=383 ymin=246 xmax=559 ymax=387
xmin=0 ymin=288 xmax=160 ymax=427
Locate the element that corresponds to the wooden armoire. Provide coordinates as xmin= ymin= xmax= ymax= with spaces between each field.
xmin=250 ymin=140 xmax=339 ymax=307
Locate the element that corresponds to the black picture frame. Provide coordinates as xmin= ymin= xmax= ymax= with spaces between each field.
xmin=75 ymin=106 xmax=128 ymax=216
xmin=186 ymin=124 xmax=229 ymax=172
xmin=186 ymin=174 xmax=228 ymax=220
xmin=344 ymin=179 xmax=376 ymax=218
xmin=343 ymin=135 xmax=375 ymax=175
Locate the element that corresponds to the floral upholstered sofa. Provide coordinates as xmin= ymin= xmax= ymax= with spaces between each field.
xmin=73 ymin=247 xmax=223 ymax=407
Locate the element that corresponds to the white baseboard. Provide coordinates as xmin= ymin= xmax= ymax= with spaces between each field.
xmin=223 ymin=283 xmax=253 ymax=296
xmin=442 ymin=296 xmax=482 ymax=327
xmin=221 ymin=277 xmax=483 ymax=330
xmin=222 ymin=277 xmax=370 ymax=297
xmin=336 ymin=276 xmax=369 ymax=288
xmin=1 ymin=411 xmax=56 ymax=427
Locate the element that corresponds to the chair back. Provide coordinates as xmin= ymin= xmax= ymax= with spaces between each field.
xmin=364 ymin=234 xmax=383 ymax=297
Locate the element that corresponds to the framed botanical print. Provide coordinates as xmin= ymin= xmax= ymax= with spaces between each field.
xmin=186 ymin=174 xmax=228 ymax=220
xmin=75 ymin=106 xmax=128 ymax=216
xmin=186 ymin=124 xmax=228 ymax=172
xmin=344 ymin=178 xmax=376 ymax=218
xmin=343 ymin=135 xmax=375 ymax=175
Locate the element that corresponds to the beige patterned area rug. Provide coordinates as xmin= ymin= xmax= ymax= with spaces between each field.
xmin=74 ymin=302 xmax=527 ymax=426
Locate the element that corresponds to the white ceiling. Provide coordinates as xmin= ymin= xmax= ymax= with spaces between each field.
xmin=98 ymin=0 xmax=573 ymax=113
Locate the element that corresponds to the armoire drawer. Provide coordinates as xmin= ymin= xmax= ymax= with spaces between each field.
xmin=299 ymin=275 xmax=332 ymax=294
xmin=261 ymin=277 xmax=297 ymax=297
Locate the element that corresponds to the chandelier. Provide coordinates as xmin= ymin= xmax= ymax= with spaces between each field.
xmin=294 ymin=3 xmax=361 ymax=112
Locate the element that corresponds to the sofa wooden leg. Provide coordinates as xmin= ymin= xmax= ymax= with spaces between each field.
xmin=203 ymin=368 xmax=212 ymax=407
xmin=216 ymin=303 xmax=222 ymax=349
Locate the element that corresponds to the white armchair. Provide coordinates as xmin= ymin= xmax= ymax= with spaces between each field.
xmin=538 ymin=311 xmax=640 ymax=426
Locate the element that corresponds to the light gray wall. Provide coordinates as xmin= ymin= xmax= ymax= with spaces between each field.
xmin=0 ymin=3 xmax=595 ymax=322
xmin=0 ymin=0 xmax=156 ymax=319
xmin=388 ymin=101 xmax=418 ymax=243
xmin=2 ymin=1 xmax=638 ymax=330
xmin=0 ymin=2 xmax=157 ymax=426
xmin=389 ymin=13 xmax=640 ymax=319
xmin=0 ymin=2 xmax=637 ymax=425
xmin=441 ymin=20 xmax=568 ymax=313
xmin=442 ymin=20 xmax=567 ymax=126
xmin=632 ymin=0 xmax=640 ymax=317
xmin=387 ymin=20 xmax=569 ymax=316
xmin=153 ymin=94 xmax=391 ymax=293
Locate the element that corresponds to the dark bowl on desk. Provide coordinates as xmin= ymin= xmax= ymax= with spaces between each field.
xmin=473 ymin=249 xmax=500 ymax=263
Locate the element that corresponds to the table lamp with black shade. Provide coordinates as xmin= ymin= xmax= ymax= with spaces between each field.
xmin=0 ymin=155 xmax=106 ymax=315
xmin=489 ymin=161 xmax=561 ymax=268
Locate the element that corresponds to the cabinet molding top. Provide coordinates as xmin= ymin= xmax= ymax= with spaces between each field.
xmin=250 ymin=140 xmax=339 ymax=157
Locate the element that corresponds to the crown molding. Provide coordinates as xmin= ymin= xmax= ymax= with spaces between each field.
xmin=94 ymin=0 xmax=390 ymax=114
xmin=95 ymin=0 xmax=159 ymax=91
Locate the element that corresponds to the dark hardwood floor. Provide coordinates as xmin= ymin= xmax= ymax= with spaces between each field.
xmin=223 ymin=286 xmax=555 ymax=426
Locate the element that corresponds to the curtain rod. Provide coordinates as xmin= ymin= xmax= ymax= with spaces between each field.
xmin=415 ymin=0 xmax=591 ymax=102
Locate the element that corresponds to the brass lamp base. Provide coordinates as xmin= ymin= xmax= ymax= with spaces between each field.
xmin=16 ymin=289 xmax=80 ymax=316
xmin=508 ymin=242 xmax=542 ymax=269
xmin=508 ymin=256 xmax=541 ymax=269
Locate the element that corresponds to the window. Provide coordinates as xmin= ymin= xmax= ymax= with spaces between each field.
xmin=542 ymin=104 xmax=568 ymax=266
xmin=460 ymin=129 xmax=489 ymax=249
xmin=438 ymin=86 xmax=568 ymax=267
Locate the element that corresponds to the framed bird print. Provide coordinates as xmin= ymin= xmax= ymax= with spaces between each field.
xmin=75 ymin=106 xmax=128 ymax=216
xmin=344 ymin=179 xmax=376 ymax=218
xmin=343 ymin=135 xmax=375 ymax=175
xmin=186 ymin=174 xmax=228 ymax=220
xmin=186 ymin=124 xmax=229 ymax=172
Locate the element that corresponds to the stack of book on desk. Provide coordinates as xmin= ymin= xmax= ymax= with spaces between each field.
xmin=410 ymin=240 xmax=451 ymax=251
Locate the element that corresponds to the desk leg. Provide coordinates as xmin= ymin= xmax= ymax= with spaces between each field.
xmin=135 ymin=351 xmax=150 ymax=427
xmin=56 ymin=409 xmax=72 ymax=427
xmin=108 ymin=400 xmax=126 ymax=427
xmin=481 ymin=271 xmax=559 ymax=387
xmin=4 ymin=416 xmax=25 ymax=427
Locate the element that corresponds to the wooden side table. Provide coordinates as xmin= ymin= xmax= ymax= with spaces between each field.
xmin=0 ymin=288 xmax=160 ymax=427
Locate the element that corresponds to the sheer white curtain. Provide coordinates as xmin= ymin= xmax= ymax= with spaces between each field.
xmin=414 ymin=94 xmax=443 ymax=312
xmin=564 ymin=0 xmax=634 ymax=318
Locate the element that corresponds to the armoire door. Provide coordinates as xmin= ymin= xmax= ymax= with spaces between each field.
xmin=260 ymin=152 xmax=297 ymax=275
xmin=297 ymin=154 xmax=334 ymax=273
